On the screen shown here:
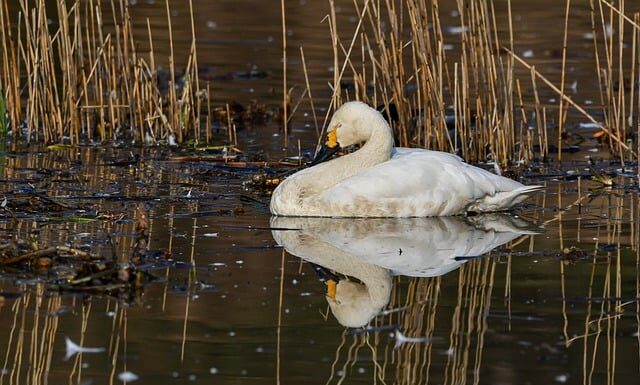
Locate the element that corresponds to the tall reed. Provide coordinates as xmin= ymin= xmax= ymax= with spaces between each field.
xmin=325 ymin=0 xmax=521 ymax=165
xmin=0 ymin=88 xmax=7 ymax=143
xmin=0 ymin=0 xmax=204 ymax=145
xmin=324 ymin=0 xmax=640 ymax=165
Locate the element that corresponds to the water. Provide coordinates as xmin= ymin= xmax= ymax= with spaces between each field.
xmin=1 ymin=147 xmax=638 ymax=385
xmin=2 ymin=1 xmax=640 ymax=384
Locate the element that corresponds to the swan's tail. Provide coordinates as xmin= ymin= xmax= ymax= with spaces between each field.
xmin=470 ymin=185 xmax=544 ymax=213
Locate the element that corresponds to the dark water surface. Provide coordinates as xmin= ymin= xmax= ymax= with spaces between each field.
xmin=2 ymin=1 xmax=640 ymax=385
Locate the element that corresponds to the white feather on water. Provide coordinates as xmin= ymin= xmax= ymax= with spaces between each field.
xmin=65 ymin=337 xmax=105 ymax=360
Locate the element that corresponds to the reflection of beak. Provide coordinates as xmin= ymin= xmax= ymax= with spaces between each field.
xmin=325 ymin=279 xmax=337 ymax=300
xmin=310 ymin=130 xmax=340 ymax=166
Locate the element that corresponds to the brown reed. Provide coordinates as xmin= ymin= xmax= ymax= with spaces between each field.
xmin=322 ymin=0 xmax=640 ymax=165
xmin=0 ymin=0 xmax=204 ymax=145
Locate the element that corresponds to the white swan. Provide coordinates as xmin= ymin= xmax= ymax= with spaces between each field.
xmin=271 ymin=214 xmax=538 ymax=327
xmin=270 ymin=101 xmax=542 ymax=217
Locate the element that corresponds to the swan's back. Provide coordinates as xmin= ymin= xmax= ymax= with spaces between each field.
xmin=319 ymin=148 xmax=527 ymax=217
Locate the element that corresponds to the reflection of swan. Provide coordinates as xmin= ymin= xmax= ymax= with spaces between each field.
xmin=270 ymin=102 xmax=542 ymax=217
xmin=272 ymin=215 xmax=538 ymax=327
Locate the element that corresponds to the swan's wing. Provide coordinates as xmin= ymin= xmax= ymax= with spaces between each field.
xmin=271 ymin=216 xmax=532 ymax=278
xmin=320 ymin=149 xmax=523 ymax=216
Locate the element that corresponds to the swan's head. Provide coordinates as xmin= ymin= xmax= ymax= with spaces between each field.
xmin=325 ymin=277 xmax=391 ymax=328
xmin=311 ymin=101 xmax=391 ymax=165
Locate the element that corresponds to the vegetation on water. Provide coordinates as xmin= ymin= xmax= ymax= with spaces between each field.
xmin=317 ymin=0 xmax=640 ymax=167
xmin=0 ymin=88 xmax=6 ymax=142
xmin=0 ymin=177 xmax=167 ymax=300
xmin=0 ymin=0 xmax=208 ymax=145
xmin=0 ymin=0 xmax=636 ymax=170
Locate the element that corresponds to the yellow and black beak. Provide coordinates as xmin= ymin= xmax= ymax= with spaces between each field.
xmin=310 ymin=130 xmax=340 ymax=166
xmin=310 ymin=262 xmax=340 ymax=300
xmin=325 ymin=279 xmax=337 ymax=300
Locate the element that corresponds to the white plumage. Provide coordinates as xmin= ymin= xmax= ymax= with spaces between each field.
xmin=270 ymin=101 xmax=541 ymax=217
xmin=271 ymin=215 xmax=537 ymax=327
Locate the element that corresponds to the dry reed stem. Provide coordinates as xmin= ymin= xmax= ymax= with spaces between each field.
xmin=313 ymin=0 xmax=640 ymax=165
xmin=0 ymin=0 xmax=203 ymax=145
xmin=321 ymin=0 xmax=524 ymax=164
xmin=507 ymin=48 xmax=631 ymax=152
xmin=601 ymin=0 xmax=640 ymax=28
xmin=281 ymin=0 xmax=288 ymax=149
xmin=557 ymin=0 xmax=571 ymax=162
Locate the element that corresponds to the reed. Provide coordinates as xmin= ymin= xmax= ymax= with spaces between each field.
xmin=557 ymin=0 xmax=572 ymax=162
xmin=0 ymin=89 xmax=6 ymax=143
xmin=0 ymin=0 xmax=205 ymax=145
xmin=321 ymin=0 xmax=640 ymax=166
xmin=281 ymin=0 xmax=289 ymax=148
xmin=320 ymin=0 xmax=523 ymax=165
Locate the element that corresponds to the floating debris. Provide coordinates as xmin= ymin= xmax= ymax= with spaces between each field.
xmin=118 ymin=371 xmax=139 ymax=382
xmin=0 ymin=204 xmax=170 ymax=302
xmin=578 ymin=122 xmax=601 ymax=129
xmin=444 ymin=25 xmax=468 ymax=34
xmin=558 ymin=246 xmax=588 ymax=261
xmin=588 ymin=163 xmax=614 ymax=187
xmin=394 ymin=330 xmax=428 ymax=348
xmin=65 ymin=337 xmax=105 ymax=360
xmin=522 ymin=49 xmax=534 ymax=58
xmin=49 ymin=306 xmax=74 ymax=317
xmin=243 ymin=172 xmax=283 ymax=191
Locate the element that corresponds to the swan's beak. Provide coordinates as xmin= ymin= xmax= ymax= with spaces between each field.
xmin=310 ymin=130 xmax=341 ymax=166
xmin=325 ymin=279 xmax=337 ymax=300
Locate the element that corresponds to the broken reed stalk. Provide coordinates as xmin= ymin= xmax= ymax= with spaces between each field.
xmin=0 ymin=2 xmax=19 ymax=136
xmin=0 ymin=87 xmax=6 ymax=142
xmin=630 ymin=12 xmax=638 ymax=163
xmin=637 ymin=13 xmax=640 ymax=182
xmin=0 ymin=0 xmax=204 ymax=145
xmin=328 ymin=0 xmax=340 ymax=110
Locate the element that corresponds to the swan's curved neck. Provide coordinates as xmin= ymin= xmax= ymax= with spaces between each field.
xmin=332 ymin=252 xmax=391 ymax=286
xmin=325 ymin=254 xmax=392 ymax=297
xmin=309 ymin=116 xmax=394 ymax=190
xmin=343 ymin=262 xmax=392 ymax=304
xmin=343 ymin=121 xmax=394 ymax=169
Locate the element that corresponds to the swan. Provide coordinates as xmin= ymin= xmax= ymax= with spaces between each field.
xmin=271 ymin=214 xmax=538 ymax=327
xmin=270 ymin=101 xmax=542 ymax=217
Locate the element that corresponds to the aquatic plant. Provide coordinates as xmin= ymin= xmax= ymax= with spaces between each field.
xmin=320 ymin=0 xmax=640 ymax=166
xmin=0 ymin=89 xmax=5 ymax=176
xmin=0 ymin=0 xmax=206 ymax=145
xmin=0 ymin=87 xmax=6 ymax=145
